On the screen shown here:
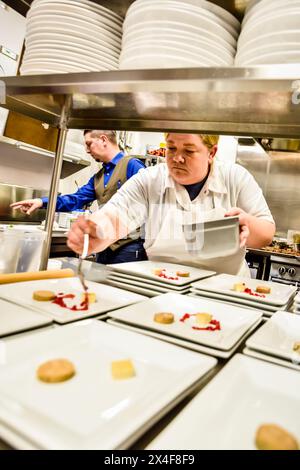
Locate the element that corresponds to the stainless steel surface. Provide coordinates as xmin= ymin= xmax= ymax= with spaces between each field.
xmin=1 ymin=66 xmax=300 ymax=137
xmin=259 ymin=138 xmax=300 ymax=153
xmin=3 ymin=0 xmax=249 ymax=19
xmin=58 ymin=256 xmax=113 ymax=283
xmin=0 ymin=183 xmax=47 ymax=223
xmin=269 ymin=255 xmax=300 ymax=288
xmin=39 ymin=98 xmax=71 ymax=271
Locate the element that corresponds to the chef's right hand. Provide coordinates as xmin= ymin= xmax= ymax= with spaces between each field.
xmin=10 ymin=198 xmax=43 ymax=215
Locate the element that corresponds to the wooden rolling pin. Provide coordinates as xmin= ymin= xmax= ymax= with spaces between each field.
xmin=0 ymin=268 xmax=75 ymax=285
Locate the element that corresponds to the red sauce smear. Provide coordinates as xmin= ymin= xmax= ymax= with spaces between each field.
xmin=243 ymin=288 xmax=265 ymax=298
xmin=52 ymin=292 xmax=89 ymax=311
xmin=179 ymin=313 xmax=221 ymax=331
xmin=157 ymin=269 xmax=179 ymax=281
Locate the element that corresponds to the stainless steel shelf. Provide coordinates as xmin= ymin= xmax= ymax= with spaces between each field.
xmin=1 ymin=66 xmax=300 ymax=137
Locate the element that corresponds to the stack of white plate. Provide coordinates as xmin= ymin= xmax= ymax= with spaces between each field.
xmin=292 ymin=292 xmax=300 ymax=313
xmin=190 ymin=273 xmax=297 ymax=317
xmin=107 ymin=292 xmax=263 ymax=359
xmin=235 ymin=0 xmax=300 ymax=66
xmin=20 ymin=0 xmax=123 ymax=75
xmin=244 ymin=311 xmax=300 ymax=371
xmin=119 ymin=0 xmax=240 ymax=70
xmin=106 ymin=260 xmax=216 ymax=297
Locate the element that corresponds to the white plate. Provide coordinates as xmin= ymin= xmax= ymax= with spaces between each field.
xmin=108 ymin=271 xmax=193 ymax=291
xmin=236 ymin=30 xmax=300 ymax=54
xmin=107 ymin=279 xmax=172 ymax=297
xmin=191 ymin=273 xmax=296 ymax=306
xmin=123 ymin=21 xmax=236 ymax=53
xmin=243 ymin=347 xmax=300 ymax=371
xmin=31 ymin=0 xmax=123 ymax=23
xmin=189 ymin=288 xmax=284 ymax=313
xmin=125 ymin=0 xmax=239 ymax=39
xmin=109 ymin=261 xmax=215 ymax=287
xmin=108 ymin=275 xmax=191 ymax=294
xmin=246 ymin=311 xmax=300 ymax=363
xmin=0 ymin=299 xmax=52 ymax=337
xmin=26 ymin=38 xmax=120 ymax=59
xmin=0 ymin=320 xmax=217 ymax=449
xmin=123 ymin=4 xmax=237 ymax=46
xmin=119 ymin=55 xmax=216 ymax=69
xmin=109 ymin=292 xmax=262 ymax=351
xmin=120 ymin=44 xmax=231 ymax=66
xmin=23 ymin=48 xmax=119 ymax=69
xmin=107 ymin=318 xmax=262 ymax=359
xmin=147 ymin=354 xmax=300 ymax=449
xmin=240 ymin=50 xmax=300 ymax=66
xmin=0 ymin=278 xmax=146 ymax=324
xmin=243 ymin=0 xmax=300 ymax=27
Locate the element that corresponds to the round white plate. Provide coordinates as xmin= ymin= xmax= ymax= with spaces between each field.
xmin=123 ymin=4 xmax=237 ymax=46
xmin=235 ymin=41 xmax=300 ymax=65
xmin=243 ymin=0 xmax=300 ymax=27
xmin=119 ymin=54 xmax=219 ymax=70
xmin=26 ymin=13 xmax=123 ymax=38
xmin=26 ymin=29 xmax=121 ymax=52
xmin=238 ymin=9 xmax=300 ymax=48
xmin=123 ymin=21 xmax=236 ymax=53
xmin=239 ymin=50 xmax=300 ymax=66
xmin=236 ymin=29 xmax=300 ymax=54
xmin=125 ymin=0 xmax=239 ymax=39
xmin=28 ymin=2 xmax=123 ymax=26
xmin=122 ymin=37 xmax=234 ymax=63
xmin=23 ymin=48 xmax=119 ymax=69
xmin=30 ymin=0 xmax=123 ymax=22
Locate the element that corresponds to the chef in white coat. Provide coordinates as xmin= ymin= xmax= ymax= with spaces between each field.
xmin=67 ymin=133 xmax=275 ymax=276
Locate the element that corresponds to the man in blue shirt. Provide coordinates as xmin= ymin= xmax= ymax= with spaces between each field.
xmin=11 ymin=130 xmax=147 ymax=264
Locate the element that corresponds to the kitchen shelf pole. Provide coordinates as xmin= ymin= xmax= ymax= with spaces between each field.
xmin=39 ymin=96 xmax=71 ymax=270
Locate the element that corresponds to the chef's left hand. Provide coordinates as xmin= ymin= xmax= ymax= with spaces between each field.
xmin=224 ymin=207 xmax=250 ymax=248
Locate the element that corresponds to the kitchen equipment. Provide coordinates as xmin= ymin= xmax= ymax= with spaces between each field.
xmin=0 ymin=229 xmax=23 ymax=273
xmin=77 ymin=210 xmax=89 ymax=291
xmin=16 ymin=230 xmax=46 ymax=272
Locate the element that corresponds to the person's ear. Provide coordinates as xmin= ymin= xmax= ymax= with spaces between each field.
xmin=208 ymin=145 xmax=218 ymax=163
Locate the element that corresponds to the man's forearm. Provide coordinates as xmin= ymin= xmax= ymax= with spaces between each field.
xmin=246 ymin=216 xmax=275 ymax=248
xmin=89 ymin=206 xmax=130 ymax=253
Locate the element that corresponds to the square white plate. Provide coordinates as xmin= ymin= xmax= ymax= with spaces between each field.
xmin=108 ymin=274 xmax=191 ymax=293
xmin=243 ymin=347 xmax=300 ymax=371
xmin=189 ymin=288 xmax=282 ymax=313
xmin=0 ymin=278 xmax=146 ymax=324
xmin=0 ymin=299 xmax=52 ymax=337
xmin=108 ymin=261 xmax=216 ymax=286
xmin=109 ymin=293 xmax=262 ymax=351
xmin=108 ymin=271 xmax=192 ymax=291
xmin=0 ymin=320 xmax=217 ymax=449
xmin=191 ymin=273 xmax=296 ymax=306
xmin=147 ymin=354 xmax=300 ymax=449
xmin=107 ymin=279 xmax=163 ymax=297
xmin=106 ymin=318 xmax=262 ymax=359
xmin=246 ymin=311 xmax=300 ymax=363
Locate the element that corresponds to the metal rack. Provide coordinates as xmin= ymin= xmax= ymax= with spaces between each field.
xmin=1 ymin=64 xmax=300 ymax=269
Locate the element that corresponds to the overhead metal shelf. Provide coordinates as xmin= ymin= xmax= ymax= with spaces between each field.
xmin=1 ymin=65 xmax=300 ymax=137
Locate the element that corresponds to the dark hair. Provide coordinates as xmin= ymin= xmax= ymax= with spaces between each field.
xmin=84 ymin=130 xmax=118 ymax=145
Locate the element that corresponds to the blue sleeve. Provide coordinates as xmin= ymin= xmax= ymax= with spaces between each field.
xmin=126 ymin=158 xmax=146 ymax=179
xmin=41 ymin=175 xmax=97 ymax=212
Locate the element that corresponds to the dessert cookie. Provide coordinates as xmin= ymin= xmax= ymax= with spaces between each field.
xmin=255 ymin=424 xmax=299 ymax=450
xmin=196 ymin=313 xmax=213 ymax=325
xmin=233 ymin=283 xmax=246 ymax=292
xmin=33 ymin=290 xmax=56 ymax=301
xmin=37 ymin=358 xmax=75 ymax=383
xmin=81 ymin=292 xmax=97 ymax=303
xmin=152 ymin=268 xmax=163 ymax=276
xmin=176 ymin=271 xmax=190 ymax=277
xmin=111 ymin=359 xmax=135 ymax=380
xmin=256 ymin=286 xmax=271 ymax=294
xmin=293 ymin=342 xmax=300 ymax=353
xmin=154 ymin=312 xmax=174 ymax=324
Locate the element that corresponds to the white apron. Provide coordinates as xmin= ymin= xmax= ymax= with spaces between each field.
xmin=146 ymin=188 xmax=250 ymax=277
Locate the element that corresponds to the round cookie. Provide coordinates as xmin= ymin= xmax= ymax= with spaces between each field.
xmin=176 ymin=270 xmax=190 ymax=277
xmin=256 ymin=285 xmax=271 ymax=294
xmin=33 ymin=290 xmax=56 ymax=301
xmin=37 ymin=358 xmax=76 ymax=383
xmin=153 ymin=312 xmax=174 ymax=324
xmin=255 ymin=424 xmax=299 ymax=450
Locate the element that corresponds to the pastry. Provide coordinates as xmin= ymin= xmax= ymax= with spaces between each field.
xmin=111 ymin=359 xmax=135 ymax=380
xmin=293 ymin=342 xmax=300 ymax=353
xmin=33 ymin=290 xmax=56 ymax=301
xmin=152 ymin=268 xmax=163 ymax=276
xmin=233 ymin=283 xmax=246 ymax=292
xmin=176 ymin=270 xmax=190 ymax=277
xmin=195 ymin=313 xmax=213 ymax=325
xmin=37 ymin=358 xmax=75 ymax=383
xmin=80 ymin=292 xmax=97 ymax=303
xmin=256 ymin=285 xmax=271 ymax=294
xmin=255 ymin=424 xmax=299 ymax=450
xmin=154 ymin=312 xmax=175 ymax=324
